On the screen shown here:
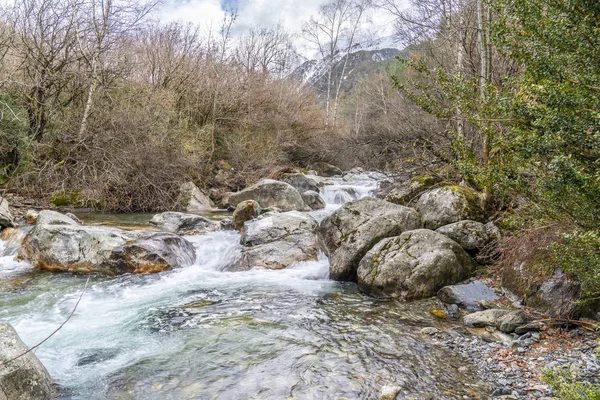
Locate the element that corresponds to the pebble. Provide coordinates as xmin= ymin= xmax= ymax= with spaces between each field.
xmin=427 ymin=324 xmax=600 ymax=399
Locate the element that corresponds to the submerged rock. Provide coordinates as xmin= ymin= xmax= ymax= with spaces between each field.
xmin=280 ymin=173 xmax=320 ymax=193
xmin=19 ymin=213 xmax=196 ymax=275
xmin=150 ymin=212 xmax=218 ymax=234
xmin=232 ymin=200 xmax=261 ymax=230
xmin=0 ymin=198 xmax=15 ymax=228
xmin=416 ymin=186 xmax=485 ymax=230
xmin=437 ymin=280 xmax=499 ymax=311
xmin=301 ymin=190 xmax=326 ymax=210
xmin=222 ymin=179 xmax=308 ymax=212
xmin=318 ymin=197 xmax=422 ymax=281
xmin=177 ymin=182 xmax=214 ymax=213
xmin=357 ymin=229 xmax=476 ymax=300
xmin=0 ymin=322 xmax=54 ymax=400
xmin=436 ymin=220 xmax=497 ymax=251
xmin=234 ymin=211 xmax=318 ymax=270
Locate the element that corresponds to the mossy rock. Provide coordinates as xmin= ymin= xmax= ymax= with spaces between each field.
xmin=416 ymin=185 xmax=486 ymax=230
xmin=385 ymin=175 xmax=441 ymax=206
xmin=310 ymin=162 xmax=342 ymax=177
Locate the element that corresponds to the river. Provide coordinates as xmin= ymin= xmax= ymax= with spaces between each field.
xmin=0 ymin=172 xmax=486 ymax=399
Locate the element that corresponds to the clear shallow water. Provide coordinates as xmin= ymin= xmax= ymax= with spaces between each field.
xmin=0 ymin=173 xmax=487 ymax=399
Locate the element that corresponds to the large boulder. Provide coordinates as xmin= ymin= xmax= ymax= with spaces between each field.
xmin=319 ymin=197 xmax=422 ymax=281
xmin=436 ymin=220 xmax=498 ymax=251
xmin=149 ymin=212 xmax=218 ymax=234
xmin=301 ymin=190 xmax=326 ymax=210
xmin=19 ymin=216 xmax=196 ymax=275
xmin=222 ymin=179 xmax=308 ymax=212
xmin=357 ymin=229 xmax=476 ymax=300
xmin=234 ymin=211 xmax=319 ymax=270
xmin=0 ymin=322 xmax=54 ymax=399
xmin=176 ymin=182 xmax=214 ymax=213
xmin=416 ymin=186 xmax=486 ymax=230
xmin=0 ymin=198 xmax=15 ymax=228
xmin=310 ymin=162 xmax=342 ymax=177
xmin=232 ymin=200 xmax=261 ymax=230
xmin=280 ymin=173 xmax=320 ymax=193
xmin=385 ymin=175 xmax=440 ymax=206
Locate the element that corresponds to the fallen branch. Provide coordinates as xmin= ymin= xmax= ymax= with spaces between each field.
xmin=0 ymin=277 xmax=90 ymax=367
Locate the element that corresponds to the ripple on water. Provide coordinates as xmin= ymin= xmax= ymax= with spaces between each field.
xmin=0 ymin=173 xmax=488 ymax=399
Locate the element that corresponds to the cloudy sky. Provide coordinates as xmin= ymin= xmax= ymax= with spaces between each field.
xmin=160 ymin=0 xmax=402 ymax=56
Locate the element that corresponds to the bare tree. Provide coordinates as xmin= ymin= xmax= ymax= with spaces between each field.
xmin=234 ymin=24 xmax=299 ymax=78
xmin=138 ymin=21 xmax=202 ymax=91
xmin=71 ymin=0 xmax=157 ymax=139
xmin=302 ymin=0 xmax=371 ymax=128
xmin=6 ymin=0 xmax=78 ymax=140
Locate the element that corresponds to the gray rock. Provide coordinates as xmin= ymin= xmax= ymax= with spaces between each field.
xmin=149 ymin=212 xmax=218 ymax=234
xmin=232 ymin=200 xmax=261 ymax=230
xmin=436 ymin=220 xmax=496 ymax=250
xmin=319 ymin=197 xmax=422 ymax=282
xmin=416 ymin=186 xmax=485 ymax=230
xmin=437 ymin=280 xmax=499 ymax=311
xmin=222 ymin=179 xmax=308 ymax=212
xmin=0 ymin=322 xmax=53 ymax=400
xmin=463 ymin=309 xmax=527 ymax=333
xmin=117 ymin=233 xmax=197 ymax=274
xmin=19 ymin=223 xmax=196 ymax=275
xmin=357 ymin=229 xmax=476 ymax=300
xmin=36 ymin=210 xmax=79 ymax=226
xmin=0 ymin=198 xmax=15 ymax=228
xmin=310 ymin=162 xmax=342 ymax=177
xmin=234 ymin=211 xmax=319 ymax=270
xmin=379 ymin=385 xmax=403 ymax=400
xmin=65 ymin=213 xmax=83 ymax=224
xmin=514 ymin=321 xmax=546 ymax=335
xmin=301 ymin=190 xmax=326 ymax=210
xmin=280 ymin=173 xmax=320 ymax=193
xmin=25 ymin=209 xmax=39 ymax=224
xmin=177 ymin=182 xmax=214 ymax=213
xmin=385 ymin=175 xmax=440 ymax=206
xmin=530 ymin=271 xmax=582 ymax=319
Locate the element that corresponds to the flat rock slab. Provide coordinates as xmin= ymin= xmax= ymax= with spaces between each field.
xmin=437 ymin=280 xmax=499 ymax=311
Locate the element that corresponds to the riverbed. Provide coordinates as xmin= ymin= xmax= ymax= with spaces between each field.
xmin=0 ymin=172 xmax=489 ymax=399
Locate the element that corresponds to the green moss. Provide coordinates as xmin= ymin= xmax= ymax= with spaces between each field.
xmin=410 ymin=175 xmax=438 ymax=187
xmin=443 ymin=184 xmax=484 ymax=218
xmin=49 ymin=190 xmax=101 ymax=209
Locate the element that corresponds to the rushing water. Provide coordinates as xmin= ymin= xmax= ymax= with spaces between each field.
xmin=0 ymin=172 xmax=487 ymax=399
